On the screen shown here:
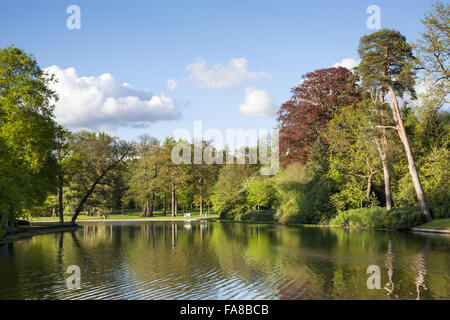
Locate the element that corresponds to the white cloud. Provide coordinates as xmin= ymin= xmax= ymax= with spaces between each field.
xmin=45 ymin=66 xmax=180 ymax=129
xmin=239 ymin=87 xmax=275 ymax=117
xmin=167 ymin=79 xmax=178 ymax=91
xmin=186 ymin=57 xmax=269 ymax=90
xmin=333 ymin=58 xmax=359 ymax=70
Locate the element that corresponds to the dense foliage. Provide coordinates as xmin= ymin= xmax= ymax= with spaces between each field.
xmin=0 ymin=46 xmax=59 ymax=235
xmin=277 ymin=67 xmax=361 ymax=165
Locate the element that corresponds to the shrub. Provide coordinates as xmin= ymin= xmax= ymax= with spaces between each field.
xmin=275 ymin=176 xmax=338 ymax=224
xmin=243 ymin=177 xmax=276 ymax=210
xmin=274 ymin=163 xmax=314 ymax=224
xmin=211 ymin=164 xmax=259 ymax=219
xmin=394 ymin=147 xmax=449 ymax=218
xmin=330 ymin=206 xmax=424 ymax=229
xmin=331 ymin=177 xmax=367 ymax=211
xmin=387 ymin=207 xmax=425 ymax=229
xmin=298 ymin=176 xmax=338 ymax=223
xmin=431 ymin=205 xmax=448 ymax=219
xmin=275 ymin=194 xmax=303 ymax=224
xmin=235 ymin=209 xmax=275 ymax=222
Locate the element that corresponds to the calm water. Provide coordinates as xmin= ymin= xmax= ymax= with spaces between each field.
xmin=0 ymin=220 xmax=449 ymax=300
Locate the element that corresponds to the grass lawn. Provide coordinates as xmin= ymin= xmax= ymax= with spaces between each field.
xmin=30 ymin=208 xmax=218 ymax=222
xmin=415 ymin=218 xmax=450 ymax=231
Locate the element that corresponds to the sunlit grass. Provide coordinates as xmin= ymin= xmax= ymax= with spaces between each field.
xmin=30 ymin=208 xmax=218 ymax=222
xmin=415 ymin=218 xmax=450 ymax=231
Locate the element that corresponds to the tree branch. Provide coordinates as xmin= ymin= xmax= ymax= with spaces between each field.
xmin=376 ymin=125 xmax=398 ymax=131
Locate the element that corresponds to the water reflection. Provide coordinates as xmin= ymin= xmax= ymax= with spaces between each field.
xmin=383 ymin=240 xmax=396 ymax=299
xmin=0 ymin=221 xmax=448 ymax=300
xmin=414 ymin=238 xmax=432 ymax=300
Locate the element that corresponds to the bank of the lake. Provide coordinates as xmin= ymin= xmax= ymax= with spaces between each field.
xmin=220 ymin=217 xmax=450 ymax=234
xmin=412 ymin=218 xmax=450 ymax=234
xmin=1 ymin=222 xmax=80 ymax=244
xmin=218 ymin=207 xmax=450 ymax=234
xmin=1 ymin=215 xmax=220 ymax=244
xmin=4 ymin=214 xmax=448 ymax=245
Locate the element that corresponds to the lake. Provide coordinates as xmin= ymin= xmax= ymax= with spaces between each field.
xmin=0 ymin=220 xmax=449 ymax=300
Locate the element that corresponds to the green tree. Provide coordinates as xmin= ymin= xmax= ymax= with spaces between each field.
xmin=128 ymin=135 xmax=161 ymax=217
xmin=160 ymin=138 xmax=191 ymax=216
xmin=414 ymin=0 xmax=449 ymax=108
xmin=191 ymin=140 xmax=220 ymax=215
xmin=395 ymin=146 xmax=449 ymax=218
xmin=0 ymin=46 xmax=59 ymax=234
xmin=243 ymin=177 xmax=276 ymax=210
xmin=69 ymin=130 xmax=133 ymax=223
xmin=358 ymin=29 xmax=432 ymax=221
xmin=54 ymin=126 xmax=74 ymax=222
xmin=273 ymin=163 xmax=314 ymax=224
xmin=211 ymin=163 xmax=259 ymax=218
xmin=325 ymin=104 xmax=382 ymax=208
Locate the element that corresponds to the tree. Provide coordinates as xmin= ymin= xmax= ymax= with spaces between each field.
xmin=211 ymin=163 xmax=259 ymax=218
xmin=69 ymin=131 xmax=133 ymax=223
xmin=190 ymin=140 xmax=220 ymax=216
xmin=395 ymin=146 xmax=449 ymax=218
xmin=159 ymin=138 xmax=190 ymax=216
xmin=414 ymin=0 xmax=449 ymax=107
xmin=0 ymin=46 xmax=59 ymax=234
xmin=243 ymin=177 xmax=276 ymax=210
xmin=358 ymin=29 xmax=432 ymax=221
xmin=325 ymin=104 xmax=382 ymax=208
xmin=277 ymin=67 xmax=361 ymax=166
xmin=360 ymin=97 xmax=395 ymax=210
xmin=54 ymin=126 xmax=73 ymax=223
xmin=128 ymin=135 xmax=161 ymax=217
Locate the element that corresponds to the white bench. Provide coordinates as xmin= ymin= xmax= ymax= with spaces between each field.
xmin=184 ymin=213 xmax=191 ymax=217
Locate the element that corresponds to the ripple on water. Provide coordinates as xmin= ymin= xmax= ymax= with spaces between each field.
xmin=0 ymin=221 xmax=449 ymax=300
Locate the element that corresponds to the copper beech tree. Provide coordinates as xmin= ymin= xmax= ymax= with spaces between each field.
xmin=277 ymin=67 xmax=361 ymax=166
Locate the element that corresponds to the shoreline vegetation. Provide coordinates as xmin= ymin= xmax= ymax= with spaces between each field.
xmin=3 ymin=213 xmax=448 ymax=245
xmin=1 ymin=222 xmax=79 ymax=244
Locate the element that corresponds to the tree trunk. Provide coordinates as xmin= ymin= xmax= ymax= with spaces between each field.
xmin=171 ymin=185 xmax=175 ymax=217
xmin=162 ymin=193 xmax=167 ymax=216
xmin=174 ymin=190 xmax=178 ymax=216
xmin=375 ymin=137 xmax=393 ymax=210
xmin=4 ymin=212 xmax=8 ymax=233
xmin=71 ymin=159 xmax=123 ymax=223
xmin=388 ymin=85 xmax=432 ymax=222
xmin=58 ymin=173 xmax=64 ymax=223
xmin=382 ymin=161 xmax=393 ymax=211
xmin=372 ymin=93 xmax=393 ymax=211
xmin=142 ymin=201 xmax=148 ymax=217
xmin=366 ymin=174 xmax=372 ymax=206
xmin=199 ymin=180 xmax=203 ymax=216
xmin=146 ymin=193 xmax=155 ymax=217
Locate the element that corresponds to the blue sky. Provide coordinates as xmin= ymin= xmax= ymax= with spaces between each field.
xmin=0 ymin=0 xmax=433 ymax=142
